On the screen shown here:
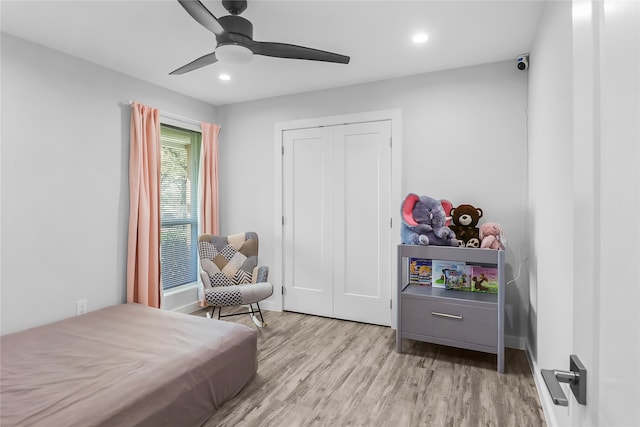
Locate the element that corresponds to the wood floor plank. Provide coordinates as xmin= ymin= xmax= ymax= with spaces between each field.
xmin=198 ymin=309 xmax=545 ymax=427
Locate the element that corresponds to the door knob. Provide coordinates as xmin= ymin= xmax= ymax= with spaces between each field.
xmin=541 ymin=354 xmax=587 ymax=406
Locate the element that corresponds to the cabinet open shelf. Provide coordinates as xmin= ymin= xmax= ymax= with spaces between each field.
xmin=396 ymin=245 xmax=505 ymax=373
xmin=402 ymin=283 xmax=498 ymax=303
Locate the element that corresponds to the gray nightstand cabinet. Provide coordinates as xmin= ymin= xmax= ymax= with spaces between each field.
xmin=396 ymin=245 xmax=505 ymax=373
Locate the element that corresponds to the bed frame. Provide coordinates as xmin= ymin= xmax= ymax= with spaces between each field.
xmin=0 ymin=303 xmax=257 ymax=427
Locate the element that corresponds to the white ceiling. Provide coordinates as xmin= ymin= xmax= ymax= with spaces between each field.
xmin=1 ymin=0 xmax=544 ymax=106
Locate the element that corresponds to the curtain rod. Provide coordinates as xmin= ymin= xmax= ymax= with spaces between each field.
xmin=129 ymin=100 xmax=202 ymax=127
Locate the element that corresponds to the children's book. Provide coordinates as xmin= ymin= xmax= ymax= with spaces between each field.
xmin=432 ymin=260 xmax=468 ymax=289
xmin=409 ymin=258 xmax=432 ymax=286
xmin=471 ymin=266 xmax=499 ymax=293
xmin=443 ymin=264 xmax=472 ymax=291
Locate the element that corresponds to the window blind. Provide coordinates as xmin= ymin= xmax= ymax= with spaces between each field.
xmin=160 ymin=124 xmax=201 ymax=290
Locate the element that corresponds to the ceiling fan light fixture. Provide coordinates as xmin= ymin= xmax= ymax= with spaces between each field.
xmin=412 ymin=32 xmax=429 ymax=44
xmin=215 ymin=44 xmax=253 ymax=64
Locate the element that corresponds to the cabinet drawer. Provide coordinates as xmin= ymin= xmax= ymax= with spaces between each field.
xmin=401 ymin=297 xmax=498 ymax=347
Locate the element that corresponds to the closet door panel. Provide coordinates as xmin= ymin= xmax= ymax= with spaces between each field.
xmin=282 ymin=128 xmax=333 ymax=317
xmin=332 ymin=121 xmax=392 ymax=326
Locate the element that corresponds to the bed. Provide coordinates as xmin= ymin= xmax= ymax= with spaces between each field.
xmin=0 ymin=303 xmax=258 ymax=427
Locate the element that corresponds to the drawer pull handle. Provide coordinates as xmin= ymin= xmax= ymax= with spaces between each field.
xmin=431 ymin=312 xmax=463 ymax=320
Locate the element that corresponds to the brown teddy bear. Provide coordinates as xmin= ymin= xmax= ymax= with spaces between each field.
xmin=449 ymin=204 xmax=483 ymax=247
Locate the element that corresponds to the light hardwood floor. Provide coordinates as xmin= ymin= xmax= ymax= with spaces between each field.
xmin=199 ymin=309 xmax=545 ymax=427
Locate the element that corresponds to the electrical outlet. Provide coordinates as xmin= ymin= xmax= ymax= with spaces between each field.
xmin=76 ymin=299 xmax=87 ymax=315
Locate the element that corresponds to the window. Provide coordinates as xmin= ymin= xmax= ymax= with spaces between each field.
xmin=160 ymin=124 xmax=201 ymax=290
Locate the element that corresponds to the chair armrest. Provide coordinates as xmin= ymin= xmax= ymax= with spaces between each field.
xmin=252 ymin=265 xmax=269 ymax=283
xmin=200 ymin=271 xmax=211 ymax=289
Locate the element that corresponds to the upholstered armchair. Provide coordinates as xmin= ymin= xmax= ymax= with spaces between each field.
xmin=198 ymin=232 xmax=273 ymax=327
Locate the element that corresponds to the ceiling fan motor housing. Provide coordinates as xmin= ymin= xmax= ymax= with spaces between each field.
xmin=219 ymin=15 xmax=253 ymax=40
xmin=222 ymin=0 xmax=247 ymax=15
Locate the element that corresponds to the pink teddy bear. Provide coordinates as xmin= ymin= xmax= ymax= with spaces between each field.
xmin=479 ymin=223 xmax=506 ymax=250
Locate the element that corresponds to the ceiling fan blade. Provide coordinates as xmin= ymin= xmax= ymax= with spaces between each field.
xmin=250 ymin=42 xmax=350 ymax=64
xmin=177 ymin=0 xmax=227 ymax=38
xmin=170 ymin=52 xmax=218 ymax=75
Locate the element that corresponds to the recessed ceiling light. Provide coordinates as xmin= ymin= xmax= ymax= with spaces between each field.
xmin=412 ymin=33 xmax=429 ymax=44
xmin=218 ymin=74 xmax=231 ymax=81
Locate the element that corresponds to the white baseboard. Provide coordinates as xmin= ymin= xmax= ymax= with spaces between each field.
xmin=505 ymin=334 xmax=527 ymax=350
xmin=258 ymin=299 xmax=282 ymax=312
xmin=525 ymin=344 xmax=558 ymax=427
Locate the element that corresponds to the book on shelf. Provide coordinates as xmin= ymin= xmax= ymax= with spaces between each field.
xmin=432 ymin=260 xmax=471 ymax=290
xmin=409 ymin=258 xmax=432 ymax=286
xmin=444 ymin=264 xmax=472 ymax=291
xmin=471 ymin=266 xmax=499 ymax=293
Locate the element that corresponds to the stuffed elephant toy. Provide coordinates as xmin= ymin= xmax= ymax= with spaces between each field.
xmin=401 ymin=193 xmax=458 ymax=246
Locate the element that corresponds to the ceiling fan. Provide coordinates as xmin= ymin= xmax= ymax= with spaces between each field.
xmin=170 ymin=0 xmax=350 ymax=75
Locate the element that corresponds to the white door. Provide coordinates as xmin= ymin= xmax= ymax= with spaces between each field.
xmin=282 ymin=127 xmax=334 ymax=318
xmin=545 ymin=1 xmax=639 ymax=425
xmin=282 ymin=121 xmax=392 ymax=326
xmin=573 ymin=2 xmax=639 ymax=425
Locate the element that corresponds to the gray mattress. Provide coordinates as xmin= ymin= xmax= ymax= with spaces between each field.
xmin=0 ymin=303 xmax=258 ymax=427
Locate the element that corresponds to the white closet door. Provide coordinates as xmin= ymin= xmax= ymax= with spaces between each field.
xmin=282 ymin=120 xmax=392 ymax=326
xmin=332 ymin=121 xmax=391 ymax=325
xmin=282 ymin=127 xmax=334 ymax=317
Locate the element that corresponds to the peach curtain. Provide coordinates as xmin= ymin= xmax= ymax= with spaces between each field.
xmin=199 ymin=122 xmax=221 ymax=235
xmin=127 ymin=102 xmax=162 ymax=308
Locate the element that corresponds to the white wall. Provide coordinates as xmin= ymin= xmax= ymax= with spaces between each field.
xmin=217 ymin=60 xmax=530 ymax=344
xmin=526 ymin=2 xmax=573 ymax=423
xmin=0 ymin=34 xmax=218 ymax=334
xmin=527 ymin=0 xmax=573 ymax=366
